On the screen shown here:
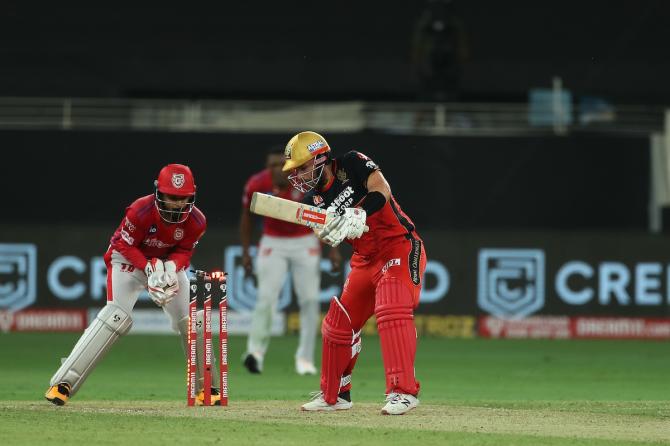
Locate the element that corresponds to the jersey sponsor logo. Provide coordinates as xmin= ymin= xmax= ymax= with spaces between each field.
xmin=382 ymin=258 xmax=401 ymax=274
xmin=174 ymin=228 xmax=184 ymax=240
xmin=312 ymin=195 xmax=324 ymax=205
xmin=142 ymin=238 xmax=172 ymax=249
xmin=120 ymin=229 xmax=135 ymax=246
xmin=366 ymin=160 xmax=378 ymax=170
xmin=408 ymin=239 xmax=422 ymax=285
xmin=306 ymin=140 xmax=327 ymax=153
xmin=171 ymin=173 xmax=185 ymax=189
xmin=336 ymin=169 xmax=348 ymax=183
xmin=149 ymin=225 xmax=157 ymax=234
xmin=332 ymin=186 xmax=355 ymax=209
xmin=124 ymin=217 xmax=136 ymax=232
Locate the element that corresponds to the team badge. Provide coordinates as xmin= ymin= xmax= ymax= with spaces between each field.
xmin=174 ymin=228 xmax=184 ymax=240
xmin=336 ymin=169 xmax=348 ymax=183
xmin=149 ymin=225 xmax=157 ymax=234
xmin=313 ymin=195 xmax=324 ymax=205
xmin=284 ymin=144 xmax=292 ymax=159
xmin=171 ymin=173 xmax=185 ymax=189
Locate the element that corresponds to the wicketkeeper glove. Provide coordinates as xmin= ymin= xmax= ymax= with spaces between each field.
xmin=148 ymin=288 xmax=173 ymax=307
xmin=162 ymin=260 xmax=179 ymax=297
xmin=145 ymin=258 xmax=166 ymax=286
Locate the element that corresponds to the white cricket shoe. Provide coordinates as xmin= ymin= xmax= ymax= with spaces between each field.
xmin=381 ymin=393 xmax=419 ymax=415
xmin=301 ymin=391 xmax=352 ymax=411
xmin=295 ymin=358 xmax=318 ymax=376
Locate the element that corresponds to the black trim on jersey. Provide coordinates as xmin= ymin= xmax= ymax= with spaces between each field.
xmin=408 ymin=238 xmax=422 ymax=286
xmin=389 ymin=198 xmax=415 ymax=235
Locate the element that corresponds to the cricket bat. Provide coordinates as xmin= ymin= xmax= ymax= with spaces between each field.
xmin=249 ymin=192 xmax=330 ymax=230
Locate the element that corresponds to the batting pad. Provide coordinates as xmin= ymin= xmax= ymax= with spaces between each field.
xmin=375 ymin=277 xmax=420 ymax=396
xmin=320 ymin=297 xmax=356 ymax=405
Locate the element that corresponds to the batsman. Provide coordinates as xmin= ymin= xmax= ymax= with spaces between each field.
xmin=283 ymin=132 xmax=427 ymax=415
xmin=45 ymin=163 xmax=223 ymax=406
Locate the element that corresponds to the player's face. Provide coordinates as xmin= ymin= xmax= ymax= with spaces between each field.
xmin=163 ymin=194 xmax=190 ymax=210
xmin=267 ymin=154 xmax=288 ymax=187
xmin=288 ymin=157 xmax=327 ymax=193
xmin=155 ymin=192 xmax=195 ymax=224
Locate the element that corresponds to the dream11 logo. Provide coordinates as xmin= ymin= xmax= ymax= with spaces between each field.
xmin=223 ymin=245 xmax=450 ymax=311
xmin=0 ymin=243 xmax=38 ymax=311
xmin=478 ymin=249 xmax=545 ymax=319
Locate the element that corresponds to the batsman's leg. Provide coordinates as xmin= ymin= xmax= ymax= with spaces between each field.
xmin=376 ymin=239 xmax=426 ymax=415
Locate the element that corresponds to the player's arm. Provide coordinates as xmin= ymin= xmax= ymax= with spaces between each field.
xmin=109 ymin=210 xmax=150 ymax=271
xmin=360 ymin=170 xmax=390 ymax=215
xmin=167 ymin=224 xmax=206 ymax=271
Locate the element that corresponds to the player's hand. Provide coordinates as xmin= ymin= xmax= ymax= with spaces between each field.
xmin=342 ymin=208 xmax=367 ymax=239
xmin=145 ymin=258 xmax=167 ymax=290
xmin=162 ymin=261 xmax=179 ymax=297
xmin=149 ymin=287 xmax=173 ymax=307
xmin=328 ymin=247 xmax=342 ymax=273
xmin=318 ymin=208 xmax=346 ymax=247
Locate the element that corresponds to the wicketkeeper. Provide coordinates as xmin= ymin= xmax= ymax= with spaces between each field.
xmin=45 ymin=163 xmax=222 ymax=406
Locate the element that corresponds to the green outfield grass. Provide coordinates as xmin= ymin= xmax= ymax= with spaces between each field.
xmin=1 ymin=333 xmax=669 ymax=445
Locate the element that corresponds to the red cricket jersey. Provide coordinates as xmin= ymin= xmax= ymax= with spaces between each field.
xmin=242 ymin=169 xmax=312 ymax=237
xmin=303 ymin=151 xmax=422 ymax=258
xmin=103 ymin=195 xmax=207 ymax=271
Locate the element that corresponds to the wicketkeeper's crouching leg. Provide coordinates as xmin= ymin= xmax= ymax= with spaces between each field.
xmin=45 ymin=303 xmax=133 ymax=405
xmin=176 ymin=310 xmax=222 ymax=406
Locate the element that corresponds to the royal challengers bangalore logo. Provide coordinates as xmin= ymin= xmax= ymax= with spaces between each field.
xmin=336 ymin=169 xmax=348 ymax=183
xmin=174 ymin=228 xmax=184 ymax=240
xmin=171 ymin=173 xmax=185 ymax=189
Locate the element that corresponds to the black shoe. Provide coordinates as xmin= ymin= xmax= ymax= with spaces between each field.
xmin=338 ymin=390 xmax=351 ymax=402
xmin=243 ymin=354 xmax=262 ymax=374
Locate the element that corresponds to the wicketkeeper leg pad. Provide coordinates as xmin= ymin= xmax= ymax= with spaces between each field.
xmin=375 ymin=277 xmax=420 ymax=396
xmin=49 ymin=303 xmax=132 ymax=396
xmin=320 ymin=297 xmax=358 ymax=405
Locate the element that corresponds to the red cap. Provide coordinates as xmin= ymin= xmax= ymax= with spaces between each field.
xmin=156 ymin=164 xmax=196 ymax=196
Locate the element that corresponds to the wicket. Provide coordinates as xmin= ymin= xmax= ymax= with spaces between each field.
xmin=187 ymin=270 xmax=228 ymax=406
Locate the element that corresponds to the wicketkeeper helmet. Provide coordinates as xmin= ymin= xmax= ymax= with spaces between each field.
xmin=154 ymin=164 xmax=196 ymax=223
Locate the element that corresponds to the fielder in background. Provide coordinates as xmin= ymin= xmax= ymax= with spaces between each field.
xmin=45 ymin=164 xmax=222 ymax=406
xmin=240 ymin=147 xmax=342 ymax=375
xmin=283 ymin=132 xmax=427 ymax=415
